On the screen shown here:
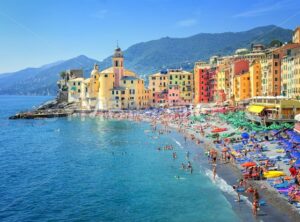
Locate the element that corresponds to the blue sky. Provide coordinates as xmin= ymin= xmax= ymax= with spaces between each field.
xmin=0 ymin=0 xmax=300 ymax=73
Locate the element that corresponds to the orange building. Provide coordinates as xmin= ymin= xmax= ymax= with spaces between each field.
xmin=233 ymin=72 xmax=251 ymax=102
xmin=249 ymin=60 xmax=262 ymax=97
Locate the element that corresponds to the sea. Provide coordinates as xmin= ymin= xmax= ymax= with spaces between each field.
xmin=0 ymin=96 xmax=247 ymax=222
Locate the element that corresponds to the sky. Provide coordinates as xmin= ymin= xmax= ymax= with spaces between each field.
xmin=0 ymin=0 xmax=300 ymax=73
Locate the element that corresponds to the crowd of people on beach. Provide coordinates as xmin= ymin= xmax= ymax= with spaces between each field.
xmin=73 ymin=108 xmax=300 ymax=218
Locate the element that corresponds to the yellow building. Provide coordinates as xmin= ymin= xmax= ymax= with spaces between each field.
xmin=233 ymin=72 xmax=251 ymax=102
xmin=167 ymin=69 xmax=193 ymax=104
xmin=67 ymin=47 xmax=150 ymax=110
xmin=148 ymin=72 xmax=168 ymax=94
xmin=249 ymin=60 xmax=262 ymax=97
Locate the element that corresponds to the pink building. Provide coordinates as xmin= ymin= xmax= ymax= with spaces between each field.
xmin=168 ymin=85 xmax=180 ymax=106
xmin=154 ymin=90 xmax=168 ymax=107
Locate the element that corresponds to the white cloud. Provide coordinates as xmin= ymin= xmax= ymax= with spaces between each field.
xmin=177 ymin=19 xmax=197 ymax=27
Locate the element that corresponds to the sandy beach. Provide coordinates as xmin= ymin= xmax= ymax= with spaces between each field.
xmin=72 ymin=109 xmax=300 ymax=221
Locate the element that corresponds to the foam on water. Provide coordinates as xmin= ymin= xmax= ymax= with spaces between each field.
xmin=173 ymin=138 xmax=184 ymax=149
xmin=204 ymin=168 xmax=252 ymax=206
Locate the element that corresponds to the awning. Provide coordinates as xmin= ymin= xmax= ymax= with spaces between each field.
xmin=248 ymin=105 xmax=265 ymax=114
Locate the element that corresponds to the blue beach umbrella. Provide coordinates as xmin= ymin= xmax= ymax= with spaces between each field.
xmin=241 ymin=132 xmax=249 ymax=139
xmin=294 ymin=159 xmax=300 ymax=167
xmin=292 ymin=152 xmax=300 ymax=159
xmin=292 ymin=137 xmax=300 ymax=143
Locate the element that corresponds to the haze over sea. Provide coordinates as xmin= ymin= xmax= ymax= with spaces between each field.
xmin=0 ymin=96 xmax=241 ymax=221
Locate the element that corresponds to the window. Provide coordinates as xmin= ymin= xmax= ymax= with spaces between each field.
xmin=124 ymin=81 xmax=126 ymax=84
xmin=78 ymin=89 xmax=81 ymax=93
xmin=112 ymin=91 xmax=114 ymax=95
xmin=131 ymin=80 xmax=133 ymax=84
xmin=116 ymin=91 xmax=119 ymax=95
xmin=78 ymin=82 xmax=81 ymax=86
xmin=104 ymin=74 xmax=108 ymax=77
xmin=275 ymin=62 xmax=278 ymax=66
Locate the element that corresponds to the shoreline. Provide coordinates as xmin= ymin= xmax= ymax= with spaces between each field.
xmin=69 ymin=111 xmax=300 ymax=221
xmin=9 ymin=108 xmax=300 ymax=221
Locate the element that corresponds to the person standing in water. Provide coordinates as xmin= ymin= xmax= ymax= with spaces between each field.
xmin=213 ymin=164 xmax=217 ymax=180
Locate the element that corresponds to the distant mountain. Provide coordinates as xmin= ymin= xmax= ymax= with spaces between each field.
xmin=97 ymin=25 xmax=293 ymax=75
xmin=0 ymin=25 xmax=293 ymax=95
xmin=0 ymin=55 xmax=99 ymax=95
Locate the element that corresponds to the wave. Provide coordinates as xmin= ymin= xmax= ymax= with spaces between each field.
xmin=204 ymin=168 xmax=252 ymax=206
xmin=173 ymin=138 xmax=184 ymax=149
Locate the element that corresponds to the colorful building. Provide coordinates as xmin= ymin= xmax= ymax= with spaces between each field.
xmin=249 ymin=60 xmax=262 ymax=97
xmin=167 ymin=69 xmax=193 ymax=105
xmin=281 ymin=46 xmax=300 ymax=98
xmin=194 ymin=61 xmax=211 ymax=104
xmin=148 ymin=68 xmax=193 ymax=107
xmin=67 ymin=47 xmax=150 ymax=110
xmin=229 ymin=59 xmax=249 ymax=100
xmin=233 ymin=72 xmax=251 ymax=102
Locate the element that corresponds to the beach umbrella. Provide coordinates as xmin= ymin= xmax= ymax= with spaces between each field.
xmin=292 ymin=152 xmax=300 ymax=159
xmin=241 ymin=162 xmax=256 ymax=167
xmin=241 ymin=132 xmax=249 ymax=139
xmin=294 ymin=159 xmax=300 ymax=167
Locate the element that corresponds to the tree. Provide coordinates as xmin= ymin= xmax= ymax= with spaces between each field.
xmin=269 ymin=40 xmax=283 ymax=48
xmin=60 ymin=71 xmax=66 ymax=79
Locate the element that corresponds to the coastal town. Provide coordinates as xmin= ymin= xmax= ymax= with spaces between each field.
xmin=55 ymin=26 xmax=300 ymax=127
xmin=8 ymin=26 xmax=300 ymax=220
xmin=51 ymin=25 xmax=300 ymax=218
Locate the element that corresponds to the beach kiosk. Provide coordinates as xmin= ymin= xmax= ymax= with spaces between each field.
xmin=246 ymin=96 xmax=300 ymax=125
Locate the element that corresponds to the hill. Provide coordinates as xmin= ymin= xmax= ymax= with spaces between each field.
xmin=0 ymin=55 xmax=99 ymax=95
xmin=0 ymin=25 xmax=293 ymax=95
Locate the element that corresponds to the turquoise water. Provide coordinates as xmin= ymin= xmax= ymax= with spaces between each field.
xmin=0 ymin=96 xmax=240 ymax=221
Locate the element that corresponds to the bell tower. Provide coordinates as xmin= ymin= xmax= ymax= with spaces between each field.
xmin=112 ymin=44 xmax=124 ymax=87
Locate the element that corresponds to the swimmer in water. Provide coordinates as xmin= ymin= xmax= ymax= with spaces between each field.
xmin=181 ymin=163 xmax=186 ymax=169
xmin=173 ymin=152 xmax=177 ymax=160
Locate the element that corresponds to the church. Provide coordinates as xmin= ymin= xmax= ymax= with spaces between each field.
xmin=67 ymin=47 xmax=152 ymax=110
